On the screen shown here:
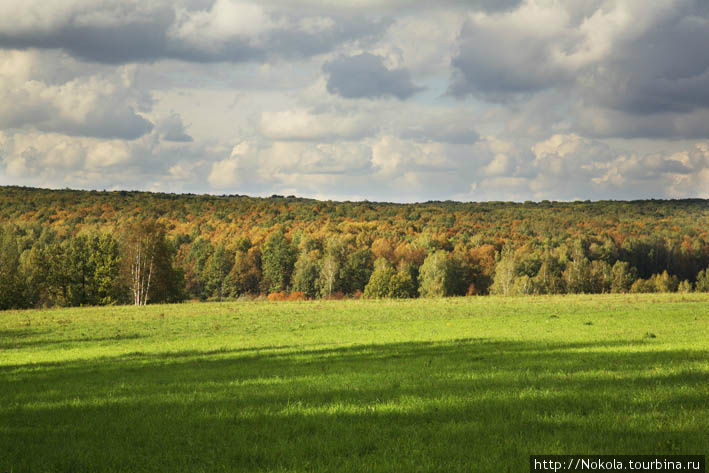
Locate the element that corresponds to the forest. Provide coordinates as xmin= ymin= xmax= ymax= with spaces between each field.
xmin=0 ymin=185 xmax=708 ymax=309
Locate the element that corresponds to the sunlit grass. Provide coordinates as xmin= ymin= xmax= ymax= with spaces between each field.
xmin=1 ymin=294 xmax=708 ymax=472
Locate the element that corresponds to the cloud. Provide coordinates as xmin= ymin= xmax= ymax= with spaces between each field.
xmin=0 ymin=128 xmax=211 ymax=191
xmin=449 ymin=2 xmax=574 ymax=98
xmin=575 ymin=106 xmax=709 ymax=140
xmin=577 ymin=1 xmax=709 ymax=116
xmin=156 ymin=112 xmax=193 ymax=142
xmin=447 ymin=0 xmax=709 ymax=140
xmin=0 ymin=50 xmax=153 ymax=139
xmin=1 ymin=0 xmax=708 ymax=201
xmin=527 ymin=134 xmax=708 ymax=200
xmin=445 ymin=133 xmax=709 ymax=201
xmin=208 ymin=140 xmax=373 ymax=189
xmin=267 ymin=0 xmax=523 ymax=12
xmin=259 ymin=109 xmax=376 ymax=141
xmin=323 ymin=53 xmax=423 ymax=100
xmin=0 ymin=131 xmax=134 ymax=180
xmin=0 ymin=0 xmax=388 ymax=64
xmin=398 ymin=111 xmax=480 ymax=144
xmin=207 ymin=142 xmax=253 ymax=188
xmin=0 ymin=0 xmax=177 ymax=64
xmin=202 ymin=136 xmax=485 ymax=201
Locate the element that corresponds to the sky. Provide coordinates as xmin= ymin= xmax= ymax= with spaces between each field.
xmin=0 ymin=0 xmax=707 ymax=202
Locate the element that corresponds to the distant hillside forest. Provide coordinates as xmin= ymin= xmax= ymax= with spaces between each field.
xmin=1 ymin=186 xmax=708 ymax=309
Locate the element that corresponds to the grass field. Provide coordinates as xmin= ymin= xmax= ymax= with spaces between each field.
xmin=1 ymin=294 xmax=708 ymax=472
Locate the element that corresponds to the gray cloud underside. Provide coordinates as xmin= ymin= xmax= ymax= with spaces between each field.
xmin=323 ymin=53 xmax=423 ymax=100
xmin=447 ymin=0 xmax=709 ymax=140
xmin=449 ymin=1 xmax=709 ymax=110
xmin=0 ymin=3 xmax=388 ymax=64
xmin=157 ymin=113 xmax=193 ymax=142
xmin=585 ymin=8 xmax=709 ymax=115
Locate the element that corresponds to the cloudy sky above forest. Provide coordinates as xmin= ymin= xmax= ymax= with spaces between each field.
xmin=0 ymin=0 xmax=708 ymax=202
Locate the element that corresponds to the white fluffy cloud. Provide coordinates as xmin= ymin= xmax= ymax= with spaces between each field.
xmin=0 ymin=131 xmax=133 ymax=180
xmin=527 ymin=134 xmax=707 ymax=200
xmin=0 ymin=50 xmax=153 ymax=139
xmin=260 ymin=109 xmax=376 ymax=141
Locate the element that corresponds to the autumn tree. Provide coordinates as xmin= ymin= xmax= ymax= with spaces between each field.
xmin=225 ymin=247 xmax=262 ymax=296
xmin=650 ymin=270 xmax=678 ymax=293
xmin=468 ymin=244 xmax=496 ymax=295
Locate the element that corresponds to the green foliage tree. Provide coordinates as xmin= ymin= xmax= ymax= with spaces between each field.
xmin=418 ymin=250 xmax=454 ymax=298
xmin=292 ymin=250 xmax=321 ymax=299
xmin=66 ymin=235 xmax=95 ymax=305
xmin=183 ymin=237 xmax=214 ymax=299
xmin=696 ymin=269 xmax=709 ymax=292
xmin=261 ymin=228 xmax=297 ymax=293
xmin=510 ymin=274 xmax=535 ymax=295
xmin=630 ymin=278 xmax=656 ymax=293
xmin=0 ymin=228 xmax=23 ymax=309
xmin=44 ymin=241 xmax=71 ymax=306
xmin=204 ymin=244 xmax=233 ymax=300
xmin=490 ymin=247 xmax=517 ymax=296
xmin=19 ymin=245 xmax=49 ymax=308
xmin=364 ymin=258 xmax=396 ymax=299
xmin=588 ymin=260 xmax=612 ymax=293
xmin=319 ymin=236 xmax=349 ymax=297
xmin=388 ymin=270 xmax=417 ymax=298
xmin=90 ymin=233 xmax=126 ymax=305
xmin=448 ymin=249 xmax=473 ymax=296
xmin=563 ymin=246 xmax=592 ymax=294
xmin=610 ymin=261 xmax=637 ymax=293
xmin=343 ymin=248 xmax=373 ymax=294
xmin=533 ymin=254 xmax=564 ymax=294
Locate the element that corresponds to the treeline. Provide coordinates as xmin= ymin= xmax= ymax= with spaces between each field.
xmin=0 ymin=186 xmax=708 ymax=309
xmin=177 ymin=227 xmax=709 ymax=300
xmin=0 ymin=222 xmax=183 ymax=310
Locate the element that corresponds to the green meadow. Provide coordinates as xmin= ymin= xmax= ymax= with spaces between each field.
xmin=1 ymin=294 xmax=708 ymax=472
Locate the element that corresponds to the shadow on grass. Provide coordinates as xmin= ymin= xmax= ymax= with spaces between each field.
xmin=1 ymin=339 xmax=708 ymax=473
xmin=0 ymin=333 xmax=145 ymax=350
xmin=0 ymin=328 xmax=50 ymax=338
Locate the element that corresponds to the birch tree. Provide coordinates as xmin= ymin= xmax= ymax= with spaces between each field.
xmin=123 ymin=221 xmax=182 ymax=306
xmin=127 ymin=224 xmax=156 ymax=305
xmin=418 ymin=250 xmax=454 ymax=297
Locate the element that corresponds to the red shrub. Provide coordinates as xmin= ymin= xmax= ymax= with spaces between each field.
xmin=267 ymin=292 xmax=287 ymax=301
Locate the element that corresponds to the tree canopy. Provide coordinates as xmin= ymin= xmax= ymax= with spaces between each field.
xmin=0 ymin=186 xmax=708 ymax=309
